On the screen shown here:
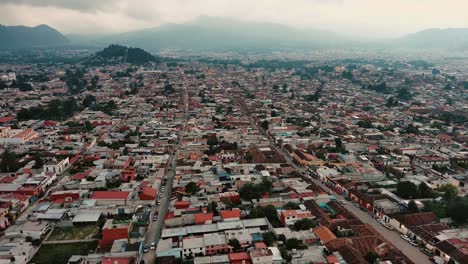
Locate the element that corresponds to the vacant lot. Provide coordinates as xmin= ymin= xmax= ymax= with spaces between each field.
xmin=31 ymin=241 xmax=98 ymax=264
xmin=47 ymin=225 xmax=99 ymax=241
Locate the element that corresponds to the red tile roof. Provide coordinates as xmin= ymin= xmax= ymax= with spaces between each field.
xmin=194 ymin=213 xmax=213 ymax=225
xmin=220 ymin=209 xmax=241 ymax=219
xmin=91 ymin=191 xmax=130 ymax=200
xmin=0 ymin=116 xmax=14 ymax=123
xmin=229 ymin=252 xmax=250 ymax=261
xmin=313 ymin=226 xmax=337 ymax=244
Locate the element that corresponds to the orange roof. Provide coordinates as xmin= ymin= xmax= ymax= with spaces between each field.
xmin=140 ymin=187 xmax=157 ymax=199
xmin=313 ymin=226 xmax=337 ymax=244
xmin=229 ymin=252 xmax=250 ymax=261
xmin=220 ymin=209 xmax=241 ymax=219
xmin=194 ymin=213 xmax=214 ymax=224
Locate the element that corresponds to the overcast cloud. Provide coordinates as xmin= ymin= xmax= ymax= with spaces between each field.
xmin=1 ymin=0 xmax=467 ymax=38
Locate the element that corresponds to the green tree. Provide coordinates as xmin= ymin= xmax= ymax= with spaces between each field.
xmin=364 ymin=251 xmax=379 ymax=264
xmin=437 ymin=184 xmax=458 ymax=200
xmin=283 ymin=202 xmax=299 ymax=210
xmin=285 ymin=238 xmax=299 ymax=250
xmin=396 ymin=181 xmax=419 ymax=199
xmin=261 ymin=231 xmax=277 ymax=246
xmin=249 ymin=205 xmax=281 ymax=227
xmin=221 ymin=197 xmax=234 ymax=209
xmin=0 ymin=149 xmax=18 ymax=173
xmin=407 ymin=200 xmax=419 ymax=213
xmin=207 ymin=136 xmax=219 ymax=147
xmin=447 ymin=197 xmax=468 ymax=224
xmin=82 ymin=94 xmax=96 ymax=107
xmin=418 ymin=182 xmax=434 ymax=198
xmin=185 ymin=181 xmax=200 ymax=195
xmin=292 ymin=218 xmax=318 ymax=231
xmin=228 ymin=238 xmax=241 ymax=252
xmin=207 ymin=201 xmax=218 ymax=215
xmin=32 ymin=152 xmax=44 ymax=169
xmin=260 ymin=120 xmax=269 ymax=130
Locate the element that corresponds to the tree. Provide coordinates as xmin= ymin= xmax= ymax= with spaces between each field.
xmin=396 ymin=181 xmax=419 ymax=199
xmin=32 ymin=152 xmax=44 ymax=169
xmin=293 ymin=218 xmax=318 ymax=231
xmin=407 ymin=200 xmax=419 ymax=213
xmin=185 ymin=181 xmax=200 ymax=195
xmin=364 ymin=251 xmax=379 ymax=264
xmin=447 ymin=197 xmax=468 ymax=224
xmin=260 ymin=120 xmax=269 ymax=130
xmin=285 ymin=238 xmax=299 ymax=250
xmin=283 ymin=202 xmax=299 ymax=210
xmin=0 ymin=149 xmax=18 ymax=173
xmin=82 ymin=94 xmax=96 ymax=107
xmin=207 ymin=201 xmax=218 ymax=215
xmin=249 ymin=205 xmax=281 ymax=227
xmin=221 ymin=197 xmax=234 ymax=209
xmin=207 ymin=136 xmax=219 ymax=147
xmin=261 ymin=231 xmax=277 ymax=246
xmin=228 ymin=238 xmax=241 ymax=252
xmin=418 ymin=182 xmax=434 ymax=198
xmin=437 ymin=184 xmax=458 ymax=200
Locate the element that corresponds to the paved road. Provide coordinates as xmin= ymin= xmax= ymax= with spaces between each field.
xmin=142 ymin=68 xmax=189 ymax=264
xmin=271 ymin=144 xmax=432 ymax=264
xmin=206 ymin=72 xmax=431 ymax=264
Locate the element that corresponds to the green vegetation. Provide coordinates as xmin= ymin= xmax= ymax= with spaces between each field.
xmin=0 ymin=149 xmax=19 ymax=172
xmin=292 ymin=218 xmax=318 ymax=231
xmin=364 ymin=251 xmax=379 ymax=264
xmin=228 ymin=238 xmax=241 ymax=252
xmin=248 ymin=205 xmax=281 ymax=227
xmin=47 ymin=226 xmax=99 ymax=241
xmin=30 ymin=241 xmax=97 ymax=264
xmin=396 ymin=181 xmax=435 ymax=199
xmin=17 ymin=97 xmax=80 ymax=121
xmin=239 ymin=179 xmax=272 ymax=200
xmin=87 ymin=44 xmax=159 ymax=65
xmin=185 ymin=181 xmax=200 ymax=195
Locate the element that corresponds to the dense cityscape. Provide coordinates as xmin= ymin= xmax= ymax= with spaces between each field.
xmin=1 ymin=1 xmax=468 ymax=264
xmin=0 ymin=45 xmax=466 ymax=264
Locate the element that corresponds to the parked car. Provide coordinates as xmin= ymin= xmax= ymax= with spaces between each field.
xmin=420 ymin=247 xmax=432 ymax=256
xmin=400 ymin=235 xmax=411 ymax=242
xmin=377 ymin=218 xmax=385 ymax=225
xmin=409 ymin=240 xmax=419 ymax=247
xmin=152 ymin=216 xmax=158 ymax=221
xmin=157 ymin=201 xmax=161 ymax=205
xmin=150 ymin=242 xmax=156 ymax=250
xmin=384 ymin=223 xmax=394 ymax=230
xmin=340 ymin=200 xmax=347 ymax=205
xmin=143 ymin=245 xmax=149 ymax=253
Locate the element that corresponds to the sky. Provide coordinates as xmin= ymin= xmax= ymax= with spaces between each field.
xmin=1 ymin=0 xmax=468 ymax=38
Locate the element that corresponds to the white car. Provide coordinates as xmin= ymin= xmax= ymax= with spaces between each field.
xmin=150 ymin=242 xmax=156 ymax=250
xmin=377 ymin=218 xmax=385 ymax=225
xmin=340 ymin=200 xmax=347 ymax=205
xmin=409 ymin=240 xmax=419 ymax=247
xmin=384 ymin=223 xmax=394 ymax=230
xmin=400 ymin=235 xmax=411 ymax=242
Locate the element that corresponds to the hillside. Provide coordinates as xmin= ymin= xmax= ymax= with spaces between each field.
xmin=396 ymin=28 xmax=468 ymax=50
xmin=70 ymin=17 xmax=351 ymax=51
xmin=0 ymin=24 xmax=68 ymax=49
xmin=84 ymin=44 xmax=159 ymax=65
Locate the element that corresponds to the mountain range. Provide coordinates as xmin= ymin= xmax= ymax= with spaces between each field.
xmin=0 ymin=24 xmax=69 ymax=49
xmin=3 ymin=18 xmax=468 ymax=51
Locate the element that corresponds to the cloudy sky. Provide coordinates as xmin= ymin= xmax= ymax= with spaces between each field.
xmin=1 ymin=0 xmax=467 ymax=38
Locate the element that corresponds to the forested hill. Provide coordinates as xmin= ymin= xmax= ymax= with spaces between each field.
xmin=84 ymin=44 xmax=159 ymax=65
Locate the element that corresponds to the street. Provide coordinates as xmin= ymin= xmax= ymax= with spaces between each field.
xmin=271 ymin=143 xmax=432 ymax=264
xmin=142 ymin=67 xmax=189 ymax=264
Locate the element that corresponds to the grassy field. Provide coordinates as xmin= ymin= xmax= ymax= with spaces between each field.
xmin=47 ymin=225 xmax=99 ymax=241
xmin=30 ymin=241 xmax=98 ymax=264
